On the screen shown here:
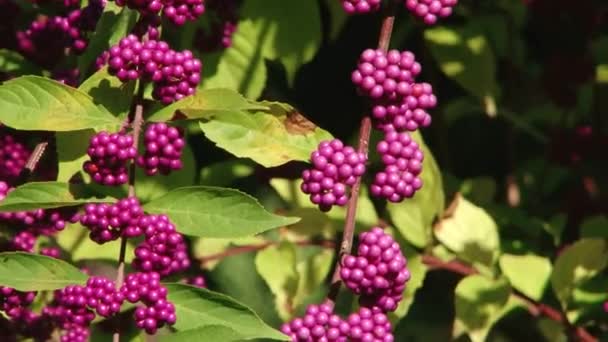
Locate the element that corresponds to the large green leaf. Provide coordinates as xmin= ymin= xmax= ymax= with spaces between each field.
xmin=165 ymin=283 xmax=288 ymax=341
xmin=0 ymin=252 xmax=87 ymax=291
xmin=79 ymin=66 xmax=135 ymax=119
xmin=0 ymin=76 xmax=120 ymax=131
xmin=499 ymin=254 xmax=551 ymax=301
xmin=147 ymin=88 xmax=267 ymax=122
xmin=77 ymin=4 xmax=138 ymax=75
xmin=550 ymin=239 xmax=608 ymax=309
xmin=202 ymin=0 xmax=321 ymax=97
xmin=56 ymin=129 xmax=95 ymax=182
xmin=434 ymin=195 xmax=500 ymax=273
xmin=454 ymin=275 xmax=511 ymax=342
xmin=159 ymin=326 xmax=243 ymax=342
xmin=0 ymin=182 xmax=107 ymax=212
xmin=388 ymin=132 xmax=444 ymax=248
xmin=199 ymin=104 xmax=333 ymax=167
xmin=143 ymin=186 xmax=300 ymax=238
xmin=255 ymin=242 xmax=299 ymax=320
xmin=424 ymin=24 xmax=499 ymax=114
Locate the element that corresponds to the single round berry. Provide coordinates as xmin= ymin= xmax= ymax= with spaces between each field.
xmin=405 ymin=0 xmax=458 ymax=25
xmin=352 ymin=49 xmax=421 ymax=100
xmin=370 ymin=132 xmax=424 ymax=203
xmin=83 ymin=131 xmax=137 ymax=186
xmin=185 ymin=275 xmax=207 ymax=288
xmin=340 ymin=227 xmax=410 ymax=312
xmin=341 ymin=0 xmax=382 ymax=15
xmin=137 ymin=123 xmax=186 ymax=175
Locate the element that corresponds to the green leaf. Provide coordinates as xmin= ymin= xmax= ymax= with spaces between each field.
xmin=454 ymin=275 xmax=511 ymax=342
xmin=0 ymin=252 xmax=87 ymax=291
xmin=159 ymin=325 xmax=243 ymax=342
xmin=580 ymin=216 xmax=608 ymax=238
xmin=424 ymin=24 xmax=498 ymax=114
xmin=203 ymin=0 xmax=321 ymax=97
xmin=199 ymin=108 xmax=333 ymax=167
xmin=434 ymin=195 xmax=500 ymax=272
xmin=0 ymin=49 xmax=43 ymax=75
xmin=56 ymin=130 xmax=94 ymax=182
xmin=392 ymin=247 xmax=427 ymax=318
xmin=79 ymin=66 xmax=135 ymax=119
xmin=199 ymin=160 xmax=255 ymax=187
xmin=147 ymin=88 xmax=268 ymax=122
xmin=550 ymin=239 xmax=608 ymax=309
xmin=292 ymin=248 xmax=333 ymax=312
xmin=499 ymin=254 xmax=551 ymax=301
xmin=0 ymin=76 xmax=121 ymax=131
xmin=77 ymin=4 xmax=138 ymax=76
xmin=0 ymin=182 xmax=107 ymax=212
xmin=388 ymin=132 xmax=444 ymax=248
xmin=143 ymin=186 xmax=300 ymax=238
xmin=55 ymin=223 xmax=136 ymax=262
xmin=255 ymin=242 xmax=299 ymax=320
xmin=165 ymin=283 xmax=288 ymax=341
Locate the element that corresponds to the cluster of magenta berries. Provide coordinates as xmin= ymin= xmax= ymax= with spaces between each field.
xmin=405 ymin=0 xmax=458 ymax=25
xmin=0 ymin=129 xmax=30 ymax=183
xmin=137 ymin=123 xmax=185 ymax=175
xmin=102 ymin=35 xmax=202 ymax=104
xmin=116 ymin=0 xmax=204 ymax=25
xmin=0 ymin=287 xmax=36 ymax=319
xmin=133 ymin=214 xmax=190 ymax=276
xmin=122 ymin=272 xmax=176 ymax=334
xmin=340 ymin=227 xmax=410 ymax=312
xmin=281 ymin=302 xmax=394 ymax=342
xmin=341 ymin=0 xmax=382 ymax=15
xmin=371 ymin=132 xmax=423 ymax=202
xmin=83 ymin=131 xmax=137 ymax=186
xmin=80 ymin=197 xmax=144 ymax=243
xmin=301 ymin=139 xmax=367 ymax=211
xmin=372 ymin=82 xmax=435 ymax=133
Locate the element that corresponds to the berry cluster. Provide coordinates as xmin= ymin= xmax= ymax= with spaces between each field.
xmin=341 ymin=0 xmax=382 ymax=15
xmin=103 ymin=35 xmax=202 ymax=104
xmin=9 ymin=231 xmax=36 ymax=252
xmin=0 ymin=129 xmax=30 ymax=183
xmin=281 ymin=302 xmax=347 ymax=341
xmin=281 ymin=302 xmax=395 ymax=342
xmin=195 ymin=0 xmax=239 ymax=51
xmin=133 ymin=214 xmax=190 ymax=276
xmin=122 ymin=272 xmax=176 ymax=334
xmin=80 ymin=197 xmax=144 ymax=243
xmin=0 ymin=287 xmax=36 ymax=319
xmin=405 ymin=0 xmax=458 ymax=25
xmin=372 ymin=82 xmax=436 ymax=133
xmin=137 ymin=123 xmax=185 ymax=175
xmin=83 ymin=131 xmax=137 ymax=186
xmin=351 ymin=49 xmax=421 ymax=100
xmin=116 ymin=0 xmax=205 ymax=25
xmin=301 ymin=139 xmax=367 ymax=211
xmin=340 ymin=227 xmax=410 ymax=312
xmin=371 ymin=132 xmax=423 ymax=202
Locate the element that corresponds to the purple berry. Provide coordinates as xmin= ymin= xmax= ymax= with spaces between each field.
xmin=281 ymin=302 xmax=347 ymax=342
xmin=80 ymin=196 xmax=144 ymax=244
xmin=184 ymin=275 xmax=207 ymax=288
xmin=137 ymin=123 xmax=185 ymax=175
xmin=346 ymin=306 xmax=394 ymax=341
xmin=301 ymin=139 xmax=367 ymax=212
xmin=372 ymin=82 xmax=435 ymax=133
xmin=0 ymin=287 xmax=36 ymax=319
xmin=0 ymin=129 xmax=30 ymax=183
xmin=352 ymin=49 xmax=421 ymax=101
xmin=340 ymin=227 xmax=410 ymax=312
xmin=83 ymin=131 xmax=137 ymax=186
xmin=405 ymin=0 xmax=458 ymax=25
xmin=341 ymin=0 xmax=382 ymax=14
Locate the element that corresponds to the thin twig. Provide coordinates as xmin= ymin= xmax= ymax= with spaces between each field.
xmin=327 ymin=1 xmax=398 ymax=304
xmin=421 ymin=255 xmax=597 ymax=342
xmin=16 ymin=141 xmax=49 ymax=184
xmin=113 ymin=83 xmax=145 ymax=342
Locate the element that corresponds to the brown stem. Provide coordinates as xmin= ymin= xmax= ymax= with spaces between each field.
xmin=113 ymin=83 xmax=145 ymax=342
xmin=327 ymin=2 xmax=398 ymax=304
xmin=421 ymin=255 xmax=597 ymax=342
xmin=16 ymin=141 xmax=49 ymax=184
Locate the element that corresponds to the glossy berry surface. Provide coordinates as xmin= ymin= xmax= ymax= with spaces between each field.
xmin=405 ymin=0 xmax=458 ymax=25
xmin=341 ymin=0 xmax=382 ymax=15
xmin=371 ymin=132 xmax=424 ymax=203
xmin=80 ymin=197 xmax=144 ymax=243
xmin=372 ymin=82 xmax=436 ymax=133
xmin=281 ymin=302 xmax=348 ymax=341
xmin=351 ymin=49 xmax=421 ymax=100
xmin=137 ymin=123 xmax=185 ymax=175
xmin=122 ymin=272 xmax=176 ymax=334
xmin=0 ymin=130 xmax=30 ymax=183
xmin=0 ymin=287 xmax=36 ymax=319
xmin=162 ymin=0 xmax=206 ymax=25
xmin=133 ymin=214 xmax=190 ymax=276
xmin=340 ymin=227 xmax=410 ymax=312
xmin=83 ymin=131 xmax=137 ymax=186
xmin=345 ymin=306 xmax=394 ymax=341
xmin=301 ymin=139 xmax=367 ymax=212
